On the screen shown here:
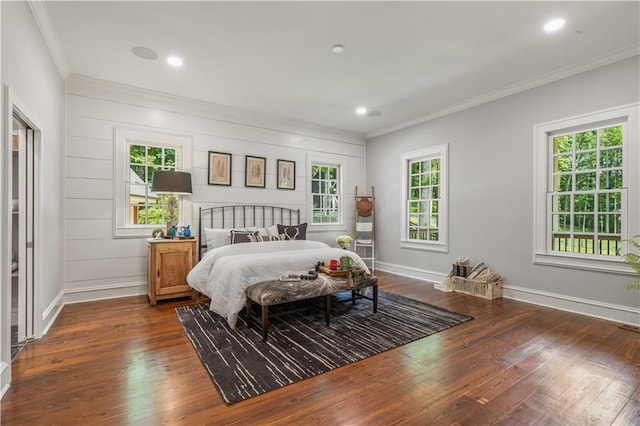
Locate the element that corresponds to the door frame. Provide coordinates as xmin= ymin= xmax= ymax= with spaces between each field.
xmin=1 ymin=87 xmax=43 ymax=379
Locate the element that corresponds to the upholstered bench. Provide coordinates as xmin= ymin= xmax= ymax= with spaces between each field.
xmin=245 ymin=273 xmax=378 ymax=342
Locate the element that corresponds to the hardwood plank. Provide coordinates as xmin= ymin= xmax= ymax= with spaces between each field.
xmin=1 ymin=271 xmax=638 ymax=425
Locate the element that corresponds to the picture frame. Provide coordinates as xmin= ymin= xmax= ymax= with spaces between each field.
xmin=245 ymin=155 xmax=266 ymax=188
xmin=277 ymin=159 xmax=296 ymax=190
xmin=208 ymin=151 xmax=232 ymax=186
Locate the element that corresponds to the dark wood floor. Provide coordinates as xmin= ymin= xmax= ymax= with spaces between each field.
xmin=2 ymin=271 xmax=639 ymax=425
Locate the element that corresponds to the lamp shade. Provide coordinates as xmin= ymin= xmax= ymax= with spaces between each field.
xmin=151 ymin=171 xmax=192 ymax=194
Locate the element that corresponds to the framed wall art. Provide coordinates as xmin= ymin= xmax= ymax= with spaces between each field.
xmin=277 ymin=159 xmax=295 ymax=190
xmin=245 ymin=155 xmax=266 ymax=188
xmin=208 ymin=151 xmax=232 ymax=186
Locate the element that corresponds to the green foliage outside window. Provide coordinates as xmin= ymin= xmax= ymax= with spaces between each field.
xmin=550 ymin=125 xmax=623 ymax=256
xmin=129 ymin=144 xmax=177 ymax=226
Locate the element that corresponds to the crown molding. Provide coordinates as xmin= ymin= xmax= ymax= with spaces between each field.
xmin=366 ymin=45 xmax=640 ymax=139
xmin=27 ymin=1 xmax=69 ymax=79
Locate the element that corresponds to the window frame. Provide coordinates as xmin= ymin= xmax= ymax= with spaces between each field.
xmin=533 ymin=103 xmax=639 ymax=273
xmin=307 ymin=155 xmax=345 ymax=231
xmin=400 ymin=144 xmax=449 ymax=253
xmin=114 ymin=127 xmax=192 ymax=238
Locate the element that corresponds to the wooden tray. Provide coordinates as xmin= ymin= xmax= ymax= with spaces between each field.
xmin=318 ymin=265 xmax=347 ymax=277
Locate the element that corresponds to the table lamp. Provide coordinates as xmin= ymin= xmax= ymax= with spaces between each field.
xmin=151 ymin=170 xmax=192 ymax=236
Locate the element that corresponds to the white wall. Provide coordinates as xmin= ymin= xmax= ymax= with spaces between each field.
xmin=64 ymin=75 xmax=366 ymax=303
xmin=367 ymin=56 xmax=640 ymax=325
xmin=1 ymin=1 xmax=65 ymax=394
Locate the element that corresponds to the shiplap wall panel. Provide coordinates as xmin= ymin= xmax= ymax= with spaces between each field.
xmin=65 ymin=257 xmax=146 ymax=283
xmin=67 ymin=136 xmax=113 ymax=160
xmin=66 ymin=157 xmax=112 ymax=180
xmin=66 ymin=199 xmax=112 ymax=220
xmin=65 ymin=219 xmax=113 ymax=240
xmin=64 ymin=75 xmax=366 ymax=303
xmin=66 ymin=239 xmax=147 ymax=261
xmin=66 ymin=178 xmax=113 ymax=200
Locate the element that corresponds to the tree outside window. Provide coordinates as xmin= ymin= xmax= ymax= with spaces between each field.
xmin=128 ymin=144 xmax=176 ymax=226
xmin=311 ymin=164 xmax=340 ymax=224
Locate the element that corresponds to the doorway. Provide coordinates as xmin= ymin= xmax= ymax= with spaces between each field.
xmin=10 ymin=111 xmax=39 ymax=360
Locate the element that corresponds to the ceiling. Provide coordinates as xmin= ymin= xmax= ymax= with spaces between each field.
xmin=43 ymin=1 xmax=640 ymax=137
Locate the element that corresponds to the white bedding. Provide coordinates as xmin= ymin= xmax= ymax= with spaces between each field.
xmin=186 ymin=240 xmax=370 ymax=328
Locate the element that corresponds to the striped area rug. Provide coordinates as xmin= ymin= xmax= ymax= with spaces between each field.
xmin=176 ymin=290 xmax=473 ymax=405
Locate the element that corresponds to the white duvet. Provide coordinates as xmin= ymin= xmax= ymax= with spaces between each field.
xmin=187 ymin=240 xmax=370 ymax=329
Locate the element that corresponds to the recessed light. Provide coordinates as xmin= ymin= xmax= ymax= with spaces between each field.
xmin=356 ymin=106 xmax=367 ymax=116
xmin=167 ymin=56 xmax=183 ymax=67
xmin=544 ymin=18 xmax=566 ymax=33
xmin=131 ymin=46 xmax=158 ymax=60
xmin=332 ymin=44 xmax=345 ymax=53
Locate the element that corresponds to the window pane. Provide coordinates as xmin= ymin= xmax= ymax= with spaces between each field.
xmin=554 ymin=155 xmax=573 ymax=173
xmin=432 ymin=186 xmax=439 ymax=199
xmin=328 ymin=167 xmax=337 ymax=179
xmin=311 ymin=180 xmax=319 ymax=193
xmin=431 ymin=159 xmax=440 ymax=172
xmin=552 ymin=195 xmax=571 ymax=213
xmin=130 ymin=165 xmax=146 ymax=183
xmin=598 ymin=192 xmax=621 ymax=212
xmin=420 ymin=188 xmax=430 ymax=199
xmin=575 ymin=214 xmax=595 ymax=232
xmin=554 ymin=174 xmax=572 ymax=192
xmin=574 ymin=194 xmax=594 ymax=212
xmin=432 ymin=200 xmax=439 ymax=213
xmin=411 ymin=175 xmax=420 ymax=187
xmin=411 ymin=161 xmax=420 ymax=174
xmin=164 ymin=148 xmax=176 ymax=167
xmin=410 ymin=202 xmax=419 ymax=213
xmin=411 ymin=188 xmax=420 ymax=199
xmin=598 ymin=214 xmax=621 ymax=234
xmin=552 ymin=214 xmax=571 ymax=232
xmin=421 ymin=160 xmax=429 ymax=172
xmin=576 ymin=130 xmax=596 ymax=151
xmin=148 ymin=147 xmax=163 ymax=165
xmin=599 ymin=170 xmax=622 ymax=189
xmin=312 ymin=166 xmax=320 ymax=179
xmin=419 ymin=202 xmax=428 ymax=213
xmin=599 ymin=126 xmax=622 ymax=147
xmin=313 ymin=194 xmax=321 ymax=208
xmin=129 ymin=145 xmax=146 ymax=164
xmin=421 ymin=173 xmax=431 ymax=186
xmin=600 ymin=147 xmax=622 ymax=169
xmin=575 ymin=152 xmax=596 ymax=170
xmin=553 ymin=135 xmax=572 ymax=154
xmin=575 ymin=172 xmax=596 ymax=191
xmin=429 ymin=230 xmax=439 ymax=241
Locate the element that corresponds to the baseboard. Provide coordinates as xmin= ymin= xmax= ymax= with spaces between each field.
xmin=503 ymin=285 xmax=640 ymax=327
xmin=375 ymin=262 xmax=640 ymax=326
xmin=1 ymin=361 xmax=10 ymax=398
xmin=41 ymin=291 xmax=65 ymax=337
xmin=64 ymin=281 xmax=147 ymax=305
xmin=375 ymin=261 xmax=445 ymax=286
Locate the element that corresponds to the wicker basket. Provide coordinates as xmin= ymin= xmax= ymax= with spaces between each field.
xmin=451 ymin=276 xmax=503 ymax=300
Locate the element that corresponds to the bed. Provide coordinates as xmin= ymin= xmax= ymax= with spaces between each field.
xmin=187 ymin=205 xmax=370 ymax=329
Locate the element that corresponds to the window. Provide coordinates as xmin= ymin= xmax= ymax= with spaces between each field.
xmin=114 ymin=128 xmax=192 ymax=238
xmin=401 ymin=145 xmax=448 ymax=252
xmin=128 ymin=144 xmax=176 ymax=225
xmin=311 ymin=163 xmax=341 ymax=224
xmin=534 ymin=103 xmax=639 ymax=272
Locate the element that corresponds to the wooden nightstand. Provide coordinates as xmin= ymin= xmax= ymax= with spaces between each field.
xmin=147 ymin=238 xmax=197 ymax=305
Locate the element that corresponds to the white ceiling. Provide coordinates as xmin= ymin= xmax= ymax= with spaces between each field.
xmin=43 ymin=1 xmax=640 ymax=137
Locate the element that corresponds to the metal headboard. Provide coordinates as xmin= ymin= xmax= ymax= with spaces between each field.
xmin=198 ymin=205 xmax=301 ymax=259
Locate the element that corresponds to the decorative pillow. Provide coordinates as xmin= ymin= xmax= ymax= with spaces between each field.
xmin=266 ymin=224 xmax=279 ymax=236
xmin=204 ymin=227 xmax=247 ymax=249
xmin=230 ymin=230 xmax=258 ymax=244
xmin=277 ymin=223 xmax=307 ymax=240
xmin=246 ymin=227 xmax=270 ymax=237
xmin=247 ymin=233 xmax=287 ymax=243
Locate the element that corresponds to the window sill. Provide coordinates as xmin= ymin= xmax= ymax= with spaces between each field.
xmin=114 ymin=225 xmax=161 ymax=239
xmin=534 ymin=252 xmax=635 ymax=275
xmin=400 ymin=240 xmax=448 ymax=253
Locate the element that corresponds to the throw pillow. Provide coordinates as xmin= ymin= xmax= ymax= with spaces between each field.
xmin=230 ymin=230 xmax=258 ymax=244
xmin=247 ymin=233 xmax=287 ymax=243
xmin=277 ymin=223 xmax=307 ymax=240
